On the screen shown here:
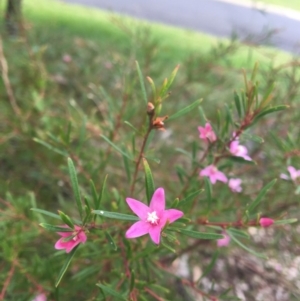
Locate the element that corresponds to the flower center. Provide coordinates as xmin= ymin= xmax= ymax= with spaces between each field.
xmin=147 ymin=211 xmax=159 ymax=225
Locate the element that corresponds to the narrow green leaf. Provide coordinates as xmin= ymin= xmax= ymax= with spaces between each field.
xmin=135 ymin=61 xmax=147 ymax=105
xmin=204 ymin=177 xmax=212 ymax=203
xmin=68 ymin=158 xmax=83 ymax=219
xmin=240 ymin=133 xmax=264 ymax=143
xmin=175 ymin=228 xmax=223 ymax=240
xmin=55 ymin=246 xmax=79 ymax=287
xmin=33 ymin=138 xmax=68 ymax=157
xmin=178 ymin=190 xmax=203 ymax=208
xmin=105 ymin=231 xmax=118 ymax=251
xmin=199 ymin=250 xmax=219 ymax=280
xmin=93 ymin=210 xmax=139 ymax=221
xmin=161 ymin=241 xmax=176 ymax=253
xmin=40 ymin=223 xmax=73 ymax=232
xmin=143 ymin=158 xmax=155 ymax=205
xmin=165 ymin=64 xmax=179 ymax=91
xmin=96 ymin=283 xmax=127 ymax=301
xmin=100 ymin=135 xmax=133 ymax=160
xmin=274 ymin=218 xmax=298 ymax=225
xmin=130 ymin=269 xmax=135 ymax=292
xmin=124 ymin=121 xmax=141 ymax=134
xmin=247 ymin=179 xmax=277 ymax=213
xmin=234 ymin=91 xmax=242 ymax=118
xmin=227 ymin=228 xmax=249 ymax=239
xmin=167 ymin=99 xmax=203 ymax=121
xmin=228 ymin=231 xmax=267 ymax=259
xmin=58 ymin=211 xmax=74 ymax=229
xmin=146 ymin=76 xmax=157 ymax=101
xmin=90 ymin=179 xmax=98 ymax=209
xmin=31 ymin=208 xmax=61 ymax=220
xmin=96 ymin=175 xmax=108 ymax=210
xmin=254 ymin=105 xmax=289 ymax=122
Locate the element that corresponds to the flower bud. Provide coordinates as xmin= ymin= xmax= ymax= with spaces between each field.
xmin=147 ymin=102 xmax=155 ymax=115
xmin=259 ymin=217 xmax=274 ymax=228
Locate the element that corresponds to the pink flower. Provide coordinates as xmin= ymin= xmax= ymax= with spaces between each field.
xmin=259 ymin=217 xmax=274 ymax=228
xmin=32 ymin=293 xmax=47 ymax=301
xmin=228 ymin=178 xmax=242 ymax=193
xmin=198 ymin=123 xmax=217 ymax=143
xmin=200 ymin=165 xmax=228 ymax=184
xmin=125 ymin=188 xmax=184 ymax=245
xmin=229 ymin=140 xmax=251 ymax=161
xmin=62 ymin=54 xmax=72 ymax=63
xmin=280 ymin=166 xmax=300 ymax=181
xmin=55 ymin=225 xmax=87 ymax=253
xmin=217 ymin=232 xmax=230 ymax=247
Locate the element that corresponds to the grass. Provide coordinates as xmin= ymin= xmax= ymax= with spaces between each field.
xmin=254 ymin=0 xmax=300 ymax=11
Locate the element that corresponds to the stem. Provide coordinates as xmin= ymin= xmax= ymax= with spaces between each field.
xmin=130 ymin=124 xmax=152 ymax=194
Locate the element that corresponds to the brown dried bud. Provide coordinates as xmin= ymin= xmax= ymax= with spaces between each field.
xmin=147 ymin=102 xmax=155 ymax=115
xmin=152 ymin=116 xmax=168 ymax=131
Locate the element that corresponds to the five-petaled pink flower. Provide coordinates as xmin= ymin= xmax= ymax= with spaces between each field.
xmin=125 ymin=188 xmax=184 ymax=245
xmin=200 ymin=165 xmax=228 ymax=184
xmin=217 ymin=232 xmax=231 ymax=247
xmin=228 ymin=178 xmax=242 ymax=193
xmin=229 ymin=140 xmax=251 ymax=161
xmin=198 ymin=123 xmax=217 ymax=143
xmin=55 ymin=225 xmax=87 ymax=253
xmin=259 ymin=217 xmax=274 ymax=228
xmin=280 ymin=166 xmax=300 ymax=181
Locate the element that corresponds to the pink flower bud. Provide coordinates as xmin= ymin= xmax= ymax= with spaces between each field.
xmin=259 ymin=217 xmax=274 ymax=228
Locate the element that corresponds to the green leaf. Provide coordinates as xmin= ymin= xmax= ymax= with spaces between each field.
xmin=96 ymin=283 xmax=127 ymax=301
xmin=240 ymin=132 xmax=264 ymax=144
xmin=178 ymin=190 xmax=203 ymax=208
xmin=247 ymin=179 xmax=277 ymax=213
xmin=31 ymin=208 xmax=61 ymax=220
xmin=175 ymin=228 xmax=223 ymax=240
xmin=40 ymin=223 xmax=73 ymax=232
xmin=33 ymin=138 xmax=68 ymax=157
xmin=135 ymin=61 xmax=147 ymax=105
xmin=105 ymin=231 xmax=118 ymax=251
xmin=143 ymin=158 xmax=155 ymax=205
xmin=254 ymin=105 xmax=289 ymax=122
xmin=146 ymin=76 xmax=157 ymax=101
xmin=167 ymin=99 xmax=203 ymax=121
xmin=199 ymin=250 xmax=219 ymax=281
xmin=68 ymin=158 xmax=83 ymax=219
xmin=227 ymin=228 xmax=249 ymax=239
xmin=58 ymin=211 xmax=75 ymax=229
xmin=100 ymin=135 xmax=133 ymax=160
xmin=228 ymin=231 xmax=267 ymax=259
xmin=90 ymin=179 xmax=99 ymax=209
xmin=123 ymin=153 xmax=131 ymax=183
xmin=274 ymin=218 xmax=298 ymax=225
xmin=124 ymin=121 xmax=141 ymax=134
xmin=204 ymin=177 xmax=212 ymax=203
xmin=93 ymin=210 xmax=139 ymax=221
xmin=234 ymin=91 xmax=242 ymax=118
xmin=129 ymin=269 xmax=135 ymax=292
xmin=96 ymin=175 xmax=108 ymax=210
xmin=55 ymin=245 xmax=79 ymax=287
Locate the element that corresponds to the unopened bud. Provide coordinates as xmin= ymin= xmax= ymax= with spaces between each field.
xmin=259 ymin=217 xmax=274 ymax=228
xmin=147 ymin=102 xmax=155 ymax=115
xmin=153 ymin=116 xmax=168 ymax=131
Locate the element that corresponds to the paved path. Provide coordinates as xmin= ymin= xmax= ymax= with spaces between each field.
xmin=62 ymin=0 xmax=300 ymax=53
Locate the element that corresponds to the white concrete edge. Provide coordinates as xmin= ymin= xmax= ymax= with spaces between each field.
xmin=216 ymin=0 xmax=300 ymax=21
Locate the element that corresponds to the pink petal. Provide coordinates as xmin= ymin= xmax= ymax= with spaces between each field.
xmin=149 ymin=188 xmax=165 ymax=214
xmin=164 ymin=209 xmax=184 ymax=223
xmin=280 ymin=173 xmax=289 ymax=180
xmin=148 ymin=226 xmax=162 ymax=244
xmin=215 ymin=171 xmax=228 ymax=183
xmin=78 ymin=231 xmax=87 ymax=243
xmin=209 ymin=174 xmax=218 ymax=184
xmin=125 ymin=221 xmax=150 ymax=238
xmin=126 ymin=198 xmax=149 ymax=220
xmin=65 ymin=240 xmax=81 ymax=253
xmin=217 ymin=233 xmax=230 ymax=247
xmin=54 ymin=237 xmax=77 ymax=253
